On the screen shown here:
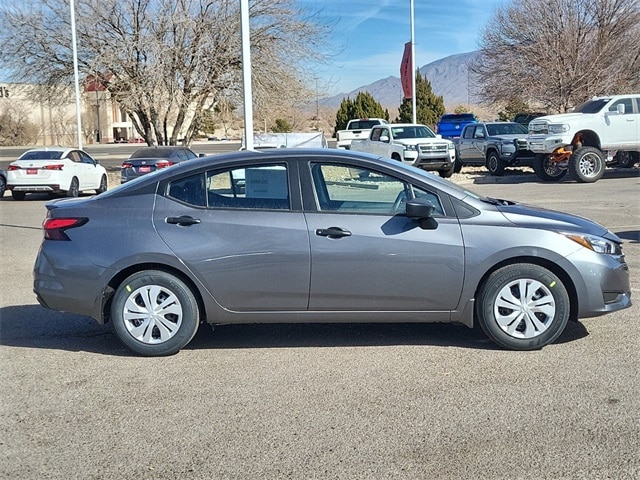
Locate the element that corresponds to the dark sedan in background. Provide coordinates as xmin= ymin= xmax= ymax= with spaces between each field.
xmin=34 ymin=149 xmax=631 ymax=356
xmin=120 ymin=146 xmax=200 ymax=183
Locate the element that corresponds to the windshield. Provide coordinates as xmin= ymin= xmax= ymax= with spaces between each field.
xmin=486 ymin=123 xmax=528 ymax=135
xmin=573 ymin=98 xmax=610 ymax=114
xmin=391 ymin=125 xmax=436 ymax=139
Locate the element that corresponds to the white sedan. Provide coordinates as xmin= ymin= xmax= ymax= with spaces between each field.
xmin=7 ymin=147 xmax=108 ymax=200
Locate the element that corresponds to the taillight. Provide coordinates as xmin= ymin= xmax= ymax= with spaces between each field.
xmin=8 ymin=165 xmax=19 ymax=171
xmin=121 ymin=163 xmax=132 ymax=169
xmin=156 ymin=161 xmax=174 ymax=168
xmin=43 ymin=217 xmax=88 ymax=240
xmin=43 ymin=164 xmax=64 ymax=170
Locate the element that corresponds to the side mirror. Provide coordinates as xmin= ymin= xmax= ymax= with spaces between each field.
xmin=379 ymin=134 xmax=390 ymax=143
xmin=406 ymin=198 xmax=438 ymax=230
xmin=617 ymin=104 xmax=626 ymax=114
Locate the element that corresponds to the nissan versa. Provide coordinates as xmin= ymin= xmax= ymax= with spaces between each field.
xmin=33 ymin=149 xmax=631 ymax=356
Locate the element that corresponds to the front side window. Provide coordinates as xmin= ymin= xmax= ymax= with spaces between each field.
xmin=310 ymin=163 xmax=443 ymax=215
xmin=609 ymin=98 xmax=634 ymax=115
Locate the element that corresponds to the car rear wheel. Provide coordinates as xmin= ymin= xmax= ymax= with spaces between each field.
xmin=486 ymin=151 xmax=506 ymax=176
xmin=476 ymin=264 xmax=570 ymax=350
xmin=66 ymin=177 xmax=79 ymax=197
xmin=569 ymin=146 xmax=605 ymax=183
xmin=0 ymin=176 xmax=5 ymax=197
xmin=615 ymin=151 xmax=638 ymax=168
xmin=111 ymin=270 xmax=200 ymax=356
xmin=11 ymin=190 xmax=26 ymax=201
xmin=96 ymin=175 xmax=108 ymax=194
xmin=533 ymin=154 xmax=566 ymax=182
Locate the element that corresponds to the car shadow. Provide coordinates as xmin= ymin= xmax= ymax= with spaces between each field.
xmin=616 ymin=230 xmax=640 ymax=243
xmin=0 ymin=304 xmax=589 ymax=356
xmin=463 ymin=166 xmax=639 ymax=185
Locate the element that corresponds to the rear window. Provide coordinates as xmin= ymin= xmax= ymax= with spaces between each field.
xmin=19 ymin=151 xmax=64 ymax=160
xmin=130 ymin=149 xmax=176 ymax=159
xmin=439 ymin=114 xmax=477 ymax=122
xmin=348 ymin=120 xmax=384 ymax=129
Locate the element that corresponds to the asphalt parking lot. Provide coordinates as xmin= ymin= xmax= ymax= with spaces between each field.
xmin=1 ymin=165 xmax=639 ymax=479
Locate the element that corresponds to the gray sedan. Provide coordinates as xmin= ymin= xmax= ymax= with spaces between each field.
xmin=34 ymin=149 xmax=631 ymax=356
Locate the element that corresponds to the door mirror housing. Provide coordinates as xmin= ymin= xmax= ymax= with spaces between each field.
xmin=379 ymin=134 xmax=390 ymax=143
xmin=405 ymin=198 xmax=438 ymax=229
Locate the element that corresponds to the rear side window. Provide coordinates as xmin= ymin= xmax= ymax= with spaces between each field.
xmin=207 ymin=164 xmax=290 ymax=210
xmin=168 ymin=173 xmax=206 ymax=206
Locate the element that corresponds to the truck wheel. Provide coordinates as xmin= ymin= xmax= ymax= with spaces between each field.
xmin=569 ymin=146 xmax=605 ymax=183
xmin=486 ymin=151 xmax=506 ymax=176
xmin=439 ymin=164 xmax=455 ymax=178
xmin=453 ymin=155 xmax=462 ymax=173
xmin=533 ymin=154 xmax=566 ymax=182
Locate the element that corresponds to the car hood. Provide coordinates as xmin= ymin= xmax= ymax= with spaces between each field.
xmin=488 ymin=134 xmax=526 ymax=141
xmin=395 ymin=138 xmax=451 ymax=145
xmin=532 ymin=113 xmax=589 ymax=124
xmin=495 ymin=202 xmax=617 ymax=240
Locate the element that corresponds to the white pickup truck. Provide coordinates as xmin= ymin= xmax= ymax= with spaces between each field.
xmin=336 ymin=118 xmax=388 ymax=149
xmin=527 ymin=94 xmax=640 ymax=182
xmin=350 ymin=123 xmax=456 ymax=177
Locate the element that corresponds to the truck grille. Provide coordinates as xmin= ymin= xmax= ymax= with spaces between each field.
xmin=419 ymin=143 xmax=448 ymax=153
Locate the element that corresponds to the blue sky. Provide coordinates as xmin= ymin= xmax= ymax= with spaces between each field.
xmin=303 ymin=0 xmax=508 ymax=95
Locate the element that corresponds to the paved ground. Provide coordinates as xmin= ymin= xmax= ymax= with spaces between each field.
xmin=0 ymin=166 xmax=638 ymax=479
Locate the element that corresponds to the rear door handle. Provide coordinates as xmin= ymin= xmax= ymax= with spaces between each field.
xmin=315 ymin=227 xmax=352 ymax=238
xmin=166 ymin=215 xmax=201 ymax=226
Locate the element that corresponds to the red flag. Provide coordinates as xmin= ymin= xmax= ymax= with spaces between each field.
xmin=400 ymin=41 xmax=413 ymax=99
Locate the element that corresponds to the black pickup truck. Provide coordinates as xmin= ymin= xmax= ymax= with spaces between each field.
xmin=454 ymin=121 xmax=535 ymax=175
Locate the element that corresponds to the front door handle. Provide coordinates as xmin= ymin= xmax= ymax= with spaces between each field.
xmin=315 ymin=227 xmax=352 ymax=238
xmin=166 ymin=215 xmax=201 ymax=226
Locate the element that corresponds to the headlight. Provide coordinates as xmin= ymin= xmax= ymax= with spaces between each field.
xmin=404 ymin=145 xmax=417 ymax=151
xmin=564 ymin=233 xmax=619 ymax=254
xmin=548 ymin=124 xmax=569 ymax=134
xmin=447 ymin=142 xmax=455 ymax=150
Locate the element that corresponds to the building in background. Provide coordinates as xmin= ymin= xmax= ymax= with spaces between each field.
xmin=0 ymin=81 xmax=138 ymax=146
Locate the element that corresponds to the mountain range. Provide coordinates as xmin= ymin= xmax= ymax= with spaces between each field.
xmin=319 ymin=51 xmax=480 ymax=110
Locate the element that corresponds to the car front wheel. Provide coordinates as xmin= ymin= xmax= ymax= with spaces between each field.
xmin=111 ymin=270 xmax=200 ymax=356
xmin=476 ymin=264 xmax=570 ymax=350
xmin=533 ymin=154 xmax=567 ymax=182
xmin=486 ymin=151 xmax=506 ymax=176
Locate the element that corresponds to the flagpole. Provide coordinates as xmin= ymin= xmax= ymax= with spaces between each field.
xmin=240 ymin=0 xmax=254 ymax=150
xmin=410 ymin=0 xmax=416 ymax=124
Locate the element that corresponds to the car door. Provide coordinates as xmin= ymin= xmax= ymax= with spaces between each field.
xmin=603 ymin=97 xmax=638 ymax=148
xmin=153 ymin=162 xmax=311 ymax=312
xmin=76 ymin=150 xmax=101 ymax=189
xmin=303 ymin=161 xmax=465 ymax=312
xmin=458 ymin=125 xmax=484 ymax=164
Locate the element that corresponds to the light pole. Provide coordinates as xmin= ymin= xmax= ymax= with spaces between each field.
xmin=69 ymin=0 xmax=83 ymax=149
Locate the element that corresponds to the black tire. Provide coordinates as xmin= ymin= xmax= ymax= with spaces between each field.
xmin=96 ymin=175 xmax=108 ymax=194
xmin=439 ymin=164 xmax=455 ymax=178
xmin=476 ymin=263 xmax=570 ymax=350
xmin=0 ymin=175 xmax=6 ymax=197
xmin=486 ymin=151 xmax=506 ymax=176
xmin=616 ymin=151 xmax=639 ymax=168
xmin=569 ymin=146 xmax=605 ymax=183
xmin=111 ymin=270 xmax=200 ymax=356
xmin=533 ymin=154 xmax=567 ymax=182
xmin=391 ymin=153 xmax=402 ymax=161
xmin=11 ymin=190 xmax=26 ymax=201
xmin=66 ymin=177 xmax=79 ymax=197
xmin=453 ymin=150 xmax=462 ymax=173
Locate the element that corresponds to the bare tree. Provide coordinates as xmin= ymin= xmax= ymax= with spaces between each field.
xmin=470 ymin=0 xmax=640 ymax=113
xmin=0 ymin=0 xmax=330 ymax=145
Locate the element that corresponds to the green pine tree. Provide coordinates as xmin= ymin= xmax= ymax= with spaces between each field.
xmin=396 ymin=71 xmax=445 ymax=129
xmin=333 ymin=92 xmax=389 ymax=136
